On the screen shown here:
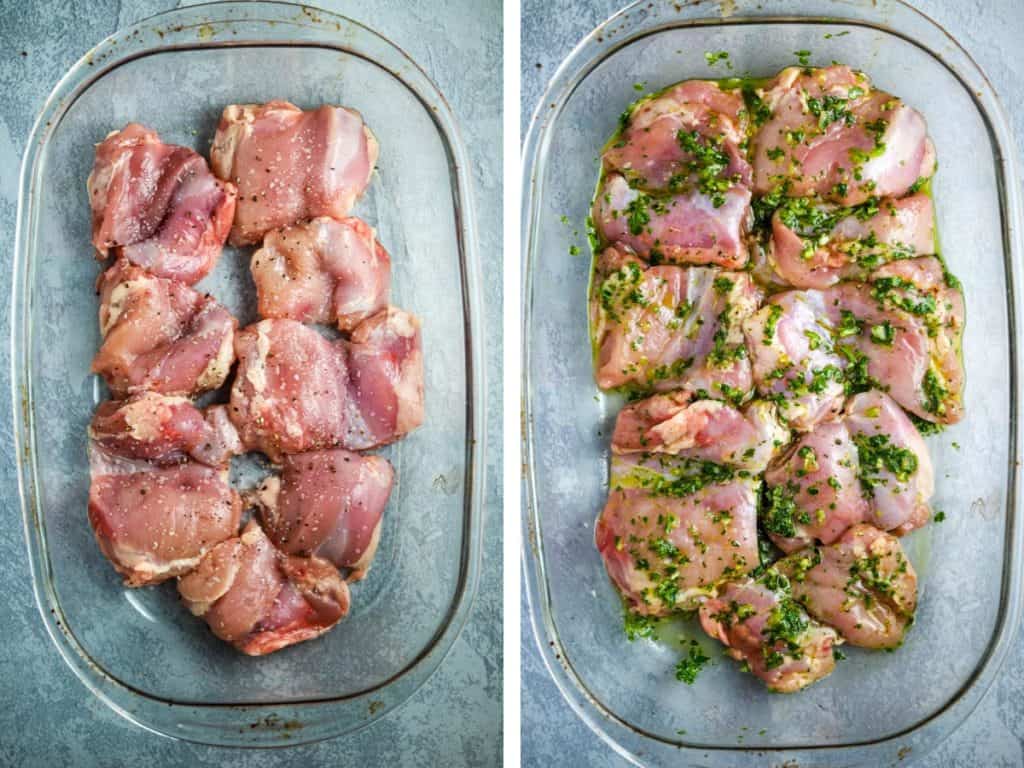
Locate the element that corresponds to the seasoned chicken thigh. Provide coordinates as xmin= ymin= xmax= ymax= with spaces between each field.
xmin=88 ymin=445 xmax=242 ymax=586
xmin=611 ymin=392 xmax=789 ymax=472
xmin=89 ymin=392 xmax=242 ymax=467
xmin=764 ymin=391 xmax=933 ymax=552
xmin=179 ymin=520 xmax=350 ymax=656
xmin=251 ymin=216 xmax=391 ymax=331
xmin=229 ymin=309 xmax=423 ymax=461
xmin=252 ymin=449 xmax=395 ymax=579
xmin=92 ymin=260 xmax=236 ymax=398
xmin=596 ymin=453 xmax=760 ymax=616
xmin=770 ymin=193 xmax=935 ymax=289
xmin=211 ymin=101 xmax=378 ymax=245
xmin=752 ymin=66 xmax=935 ymax=205
xmin=88 ymin=124 xmax=236 ymax=285
xmin=593 ymin=173 xmax=752 ymax=269
xmin=603 ymin=79 xmax=751 ymax=192
xmin=699 ymin=571 xmax=841 ymax=693
xmin=778 ymin=524 xmax=918 ymax=649
xmin=591 ymin=248 xmax=761 ymax=395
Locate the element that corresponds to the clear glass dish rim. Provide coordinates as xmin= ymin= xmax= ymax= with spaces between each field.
xmin=520 ymin=0 xmax=1024 ymax=764
xmin=10 ymin=0 xmax=486 ymax=748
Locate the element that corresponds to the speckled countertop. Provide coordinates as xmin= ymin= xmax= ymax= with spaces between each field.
xmin=521 ymin=1 xmax=1024 ymax=766
xmin=0 ymin=1 xmax=501 ymax=766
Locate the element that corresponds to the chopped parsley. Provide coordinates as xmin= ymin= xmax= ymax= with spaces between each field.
xmin=675 ymin=641 xmax=712 ymax=684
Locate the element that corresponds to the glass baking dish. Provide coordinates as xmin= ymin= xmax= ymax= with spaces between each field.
xmin=521 ymin=0 xmax=1024 ymax=764
xmin=11 ymin=1 xmax=484 ymax=748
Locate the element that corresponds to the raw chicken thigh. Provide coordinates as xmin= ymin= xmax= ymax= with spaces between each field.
xmin=611 ymin=392 xmax=788 ymax=472
xmin=763 ymin=390 xmax=933 ymax=553
xmin=229 ymin=309 xmax=423 ymax=461
xmin=89 ymin=392 xmax=242 ymax=467
xmin=179 ymin=520 xmax=350 ymax=656
xmin=591 ymin=247 xmax=761 ymax=394
xmin=592 ymin=173 xmax=752 ymax=269
xmin=698 ymin=571 xmax=841 ymax=693
xmin=252 ymin=449 xmax=395 ymax=579
xmin=777 ymin=523 xmax=918 ymax=649
xmin=211 ymin=101 xmax=378 ymax=245
xmin=92 ymin=260 xmax=237 ymax=398
xmin=770 ymin=193 xmax=935 ymax=289
xmin=603 ymin=79 xmax=751 ymax=192
xmin=752 ymin=66 xmax=935 ymax=205
xmin=251 ymin=216 xmax=391 ymax=331
xmin=88 ymin=444 xmax=242 ymax=586
xmin=88 ymin=123 xmax=236 ymax=285
xmin=596 ymin=453 xmax=760 ymax=615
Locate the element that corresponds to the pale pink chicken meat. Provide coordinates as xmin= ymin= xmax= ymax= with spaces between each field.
xmin=89 ymin=392 xmax=242 ymax=468
xmin=752 ymin=66 xmax=935 ymax=205
xmin=603 ymin=79 xmax=751 ymax=191
xmin=92 ymin=260 xmax=236 ymax=398
xmin=229 ymin=308 xmax=423 ymax=461
xmin=698 ymin=573 xmax=841 ymax=693
xmin=88 ymin=123 xmax=236 ymax=285
xmin=778 ymin=524 xmax=918 ymax=649
xmin=770 ymin=193 xmax=935 ymax=289
xmin=179 ymin=520 xmax=350 ymax=656
xmin=211 ymin=101 xmax=378 ymax=245
xmin=611 ymin=392 xmax=788 ymax=472
xmin=763 ymin=421 xmax=868 ymax=553
xmin=252 ymin=449 xmax=394 ymax=580
xmin=591 ymin=247 xmax=761 ymax=396
xmin=596 ymin=453 xmax=760 ymax=616
xmin=251 ymin=216 xmax=391 ymax=332
xmin=593 ymin=173 xmax=752 ymax=269
xmin=764 ymin=391 xmax=933 ymax=552
xmin=743 ymin=289 xmax=847 ymax=431
xmin=88 ymin=444 xmax=242 ymax=587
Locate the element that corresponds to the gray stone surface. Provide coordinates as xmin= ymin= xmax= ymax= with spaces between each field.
xmin=0 ymin=0 xmax=501 ymax=766
xmin=521 ymin=0 xmax=1024 ymax=765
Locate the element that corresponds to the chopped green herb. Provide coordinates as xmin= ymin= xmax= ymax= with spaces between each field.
xmin=675 ymin=641 xmax=711 ymax=684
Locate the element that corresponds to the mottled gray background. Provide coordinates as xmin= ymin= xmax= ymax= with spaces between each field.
xmin=0 ymin=0 xmax=501 ymax=766
xmin=521 ymin=0 xmax=1024 ymax=766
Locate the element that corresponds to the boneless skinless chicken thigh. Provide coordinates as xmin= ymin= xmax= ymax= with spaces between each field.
xmin=88 ymin=124 xmax=236 ymax=285
xmin=589 ymin=65 xmax=958 ymax=692
xmin=251 ymin=448 xmax=395 ymax=580
xmin=229 ymin=309 xmax=423 ymax=461
xmin=211 ymin=101 xmax=378 ymax=245
xmin=93 ymin=259 xmax=237 ymax=398
xmin=251 ymin=216 xmax=391 ymax=331
xmin=179 ymin=520 xmax=350 ymax=656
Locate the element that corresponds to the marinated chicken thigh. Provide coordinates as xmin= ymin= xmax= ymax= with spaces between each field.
xmin=592 ymin=247 xmax=761 ymax=395
xmin=596 ymin=453 xmax=760 ymax=616
xmin=603 ymin=79 xmax=751 ymax=192
xmin=699 ymin=571 xmax=841 ymax=693
xmin=229 ymin=309 xmax=423 ymax=461
xmin=611 ymin=392 xmax=788 ymax=472
xmin=777 ymin=524 xmax=918 ymax=649
xmin=88 ymin=444 xmax=242 ymax=586
xmin=179 ymin=520 xmax=350 ymax=656
xmin=88 ymin=124 xmax=236 ymax=285
xmin=252 ymin=448 xmax=395 ymax=579
xmin=770 ymin=193 xmax=935 ymax=289
xmin=211 ymin=101 xmax=378 ymax=245
xmin=93 ymin=260 xmax=236 ymax=398
xmin=592 ymin=173 xmax=752 ymax=269
xmin=752 ymin=66 xmax=935 ymax=205
xmin=89 ymin=392 xmax=242 ymax=467
xmin=251 ymin=216 xmax=391 ymax=331
xmin=763 ymin=390 xmax=933 ymax=552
